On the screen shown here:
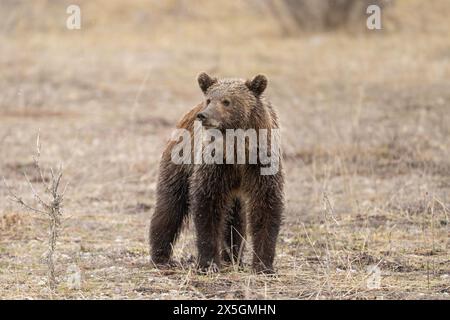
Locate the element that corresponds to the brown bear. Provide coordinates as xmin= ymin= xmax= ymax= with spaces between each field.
xmin=149 ymin=72 xmax=284 ymax=274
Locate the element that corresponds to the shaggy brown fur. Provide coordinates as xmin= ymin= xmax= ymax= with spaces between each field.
xmin=149 ymin=73 xmax=284 ymax=274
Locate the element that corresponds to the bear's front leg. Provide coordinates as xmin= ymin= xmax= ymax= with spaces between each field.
xmin=190 ymin=165 xmax=234 ymax=272
xmin=246 ymin=173 xmax=284 ymax=274
xmin=249 ymin=197 xmax=283 ymax=274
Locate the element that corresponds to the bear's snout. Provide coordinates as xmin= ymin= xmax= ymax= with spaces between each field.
xmin=196 ymin=112 xmax=208 ymax=121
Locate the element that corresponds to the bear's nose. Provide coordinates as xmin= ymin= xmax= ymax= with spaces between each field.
xmin=196 ymin=112 xmax=207 ymax=121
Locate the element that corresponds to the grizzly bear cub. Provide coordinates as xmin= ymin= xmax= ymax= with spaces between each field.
xmin=149 ymin=72 xmax=284 ymax=274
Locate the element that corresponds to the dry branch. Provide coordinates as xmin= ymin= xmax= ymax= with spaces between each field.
xmin=3 ymin=134 xmax=65 ymax=291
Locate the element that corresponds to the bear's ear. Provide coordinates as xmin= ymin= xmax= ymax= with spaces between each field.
xmin=197 ymin=72 xmax=217 ymax=94
xmin=246 ymin=74 xmax=268 ymax=97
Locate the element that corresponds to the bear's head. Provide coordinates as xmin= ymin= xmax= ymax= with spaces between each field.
xmin=196 ymin=72 xmax=268 ymax=130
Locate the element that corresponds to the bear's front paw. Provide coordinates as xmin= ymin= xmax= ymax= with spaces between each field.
xmin=197 ymin=261 xmax=221 ymax=274
xmin=253 ymin=263 xmax=276 ymax=275
xmin=151 ymin=256 xmax=178 ymax=269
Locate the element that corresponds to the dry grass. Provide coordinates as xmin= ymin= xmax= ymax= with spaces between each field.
xmin=0 ymin=0 xmax=449 ymax=299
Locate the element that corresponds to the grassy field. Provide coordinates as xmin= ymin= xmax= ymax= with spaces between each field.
xmin=0 ymin=0 xmax=449 ymax=299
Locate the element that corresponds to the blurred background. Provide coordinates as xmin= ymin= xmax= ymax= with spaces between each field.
xmin=0 ymin=0 xmax=449 ymax=299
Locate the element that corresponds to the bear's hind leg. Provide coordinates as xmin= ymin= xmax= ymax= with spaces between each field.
xmin=223 ymin=197 xmax=246 ymax=266
xmin=149 ymin=165 xmax=189 ymax=266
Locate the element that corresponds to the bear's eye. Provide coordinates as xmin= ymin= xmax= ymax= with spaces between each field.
xmin=222 ymin=99 xmax=231 ymax=107
xmin=206 ymin=99 xmax=211 ymax=105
